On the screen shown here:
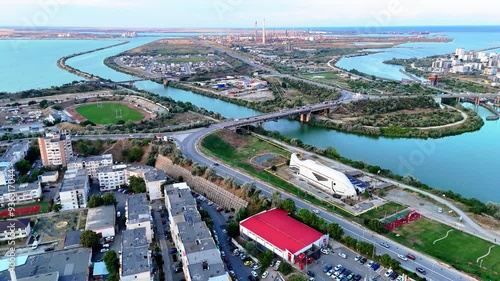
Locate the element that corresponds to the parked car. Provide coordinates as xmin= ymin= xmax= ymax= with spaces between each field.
xmin=100 ymin=248 xmax=109 ymax=253
xmin=44 ymin=247 xmax=54 ymax=252
xmin=169 ymin=248 xmax=178 ymax=254
xmin=333 ymin=264 xmax=342 ymax=271
xmin=102 ymin=244 xmax=110 ymax=248
xmin=307 ymin=270 xmax=315 ymax=277
xmin=251 ymin=271 xmax=258 ymax=278
xmin=261 ymin=271 xmax=269 ymax=279
xmin=371 ymin=263 xmax=380 ymax=271
xmin=338 ymin=252 xmax=347 ymax=259
xmin=320 ymin=248 xmax=330 ymax=255
xmin=244 ymin=261 xmax=252 ymax=266
xmin=323 ymin=264 xmax=333 ymax=273
xmin=359 ymin=257 xmax=367 ymax=264
xmin=354 ymin=255 xmax=361 ymax=261
xmin=385 ymin=269 xmax=394 ymax=277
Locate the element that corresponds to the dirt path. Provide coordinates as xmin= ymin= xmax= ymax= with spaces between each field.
xmin=418 ymin=105 xmax=468 ymax=130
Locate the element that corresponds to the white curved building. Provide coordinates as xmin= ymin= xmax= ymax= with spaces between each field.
xmin=289 ymin=154 xmax=357 ymax=198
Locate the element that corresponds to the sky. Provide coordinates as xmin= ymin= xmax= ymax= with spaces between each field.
xmin=2 ymin=0 xmax=500 ymax=29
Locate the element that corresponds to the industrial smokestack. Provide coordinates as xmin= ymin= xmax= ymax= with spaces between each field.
xmin=262 ymin=18 xmax=266 ymax=45
xmin=254 ymin=21 xmax=258 ymax=42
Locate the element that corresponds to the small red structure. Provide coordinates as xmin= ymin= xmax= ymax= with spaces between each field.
xmin=428 ymin=75 xmax=441 ymax=86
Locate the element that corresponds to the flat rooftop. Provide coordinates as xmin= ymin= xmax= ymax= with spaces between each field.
xmin=61 ymin=169 xmax=88 ymax=192
xmin=0 ymin=247 xmax=91 ymax=281
xmin=86 ymin=205 xmax=115 ymax=231
xmin=240 ymin=208 xmax=324 ymax=254
xmin=0 ymin=140 xmax=28 ymax=163
xmin=144 ymin=168 xmax=167 ymax=182
xmin=70 ymin=154 xmax=113 ymax=164
xmin=0 ymin=181 xmax=40 ymax=195
xmin=121 ymin=228 xmax=150 ymax=277
xmin=165 ymin=187 xmax=197 ymax=217
xmin=126 ymin=193 xmax=150 ymax=224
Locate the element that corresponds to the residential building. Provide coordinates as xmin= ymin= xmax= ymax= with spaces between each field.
xmin=97 ymin=164 xmax=167 ymax=196
xmin=68 ymin=154 xmax=113 ymax=178
xmin=0 ymin=218 xmax=31 ymax=242
xmin=93 ymin=262 xmax=110 ymax=281
xmin=120 ymin=228 xmax=152 ymax=281
xmin=164 ymin=183 xmax=229 ymax=281
xmin=0 ymin=247 xmax=92 ymax=281
xmin=0 ymin=181 xmax=42 ymax=206
xmin=85 ymin=205 xmax=116 ymax=238
xmin=125 ymin=194 xmax=153 ymax=243
xmin=97 ymin=164 xmax=127 ymax=191
xmin=59 ymin=169 xmax=89 ymax=210
xmin=38 ymin=132 xmax=73 ymax=167
xmin=39 ymin=171 xmax=59 ymax=183
xmin=0 ymin=140 xmax=30 ymax=186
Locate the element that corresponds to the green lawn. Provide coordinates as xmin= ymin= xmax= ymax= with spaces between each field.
xmin=390 ymin=218 xmax=499 ymax=280
xmin=75 ymin=103 xmax=144 ymax=124
xmin=301 ymin=72 xmax=339 ymax=80
xmin=361 ymin=201 xmax=407 ymax=220
xmin=200 ymin=132 xmax=354 ymax=218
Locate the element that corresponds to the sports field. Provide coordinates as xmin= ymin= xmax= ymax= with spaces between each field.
xmin=74 ymin=103 xmax=145 ymax=124
xmin=390 ymin=218 xmax=500 ymax=280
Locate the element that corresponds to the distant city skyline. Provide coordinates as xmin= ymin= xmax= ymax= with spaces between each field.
xmin=3 ymin=0 xmax=500 ymax=29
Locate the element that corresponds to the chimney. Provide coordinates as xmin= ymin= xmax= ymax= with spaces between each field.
xmin=254 ymin=21 xmax=258 ymax=42
xmin=10 ymin=270 xmax=17 ymax=281
xmin=262 ymin=18 xmax=266 ymax=45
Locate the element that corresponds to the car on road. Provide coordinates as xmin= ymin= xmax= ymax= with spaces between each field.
xmin=307 ymin=270 xmax=315 ymax=277
xmin=397 ymin=254 xmax=408 ymax=261
xmin=312 ymin=209 xmax=319 ymax=214
xmin=213 ymin=163 xmax=219 ymax=166
xmin=379 ymin=242 xmax=390 ymax=248
xmin=416 ymin=267 xmax=426 ymax=275
xmin=261 ymin=271 xmax=269 ymax=279
xmin=338 ymin=252 xmax=347 ymax=259
xmin=406 ymin=253 xmax=416 ymax=260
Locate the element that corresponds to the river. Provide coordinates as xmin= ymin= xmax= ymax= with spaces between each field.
xmin=0 ymin=32 xmax=498 ymax=203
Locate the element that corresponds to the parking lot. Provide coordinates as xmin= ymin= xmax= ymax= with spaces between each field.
xmin=304 ymin=246 xmax=391 ymax=281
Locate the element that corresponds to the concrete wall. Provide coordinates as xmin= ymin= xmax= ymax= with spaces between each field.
xmin=156 ymin=155 xmax=248 ymax=212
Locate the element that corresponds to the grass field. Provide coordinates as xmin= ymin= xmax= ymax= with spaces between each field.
xmin=361 ymin=201 xmax=407 ymax=220
xmin=390 ymin=218 xmax=500 ymax=280
xmin=75 ymin=103 xmax=144 ymax=124
xmin=200 ymin=131 xmax=354 ymax=218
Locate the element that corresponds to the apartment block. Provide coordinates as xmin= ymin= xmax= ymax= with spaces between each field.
xmin=97 ymin=164 xmax=127 ymax=191
xmin=125 ymin=194 xmax=153 ymax=243
xmin=0 ymin=181 xmax=41 ymax=206
xmin=0 ymin=140 xmax=29 ymax=185
xmin=97 ymin=164 xmax=167 ymax=196
xmin=60 ymin=169 xmax=89 ymax=210
xmin=120 ymin=228 xmax=152 ymax=281
xmin=164 ymin=183 xmax=229 ymax=281
xmin=0 ymin=218 xmax=31 ymax=242
xmin=38 ymin=132 xmax=73 ymax=167
xmin=68 ymin=154 xmax=113 ymax=178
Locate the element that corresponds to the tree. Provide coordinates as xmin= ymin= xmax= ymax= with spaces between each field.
xmin=326 ymin=223 xmax=344 ymax=240
xmin=15 ymin=159 xmax=31 ymax=174
xmin=102 ymin=193 xmax=117 ymax=206
xmin=236 ymin=208 xmax=248 ymax=222
xmin=53 ymin=204 xmax=62 ymax=212
xmin=278 ymin=199 xmax=296 ymax=214
xmin=103 ymin=250 xmax=119 ymax=273
xmin=39 ymin=100 xmax=49 ymax=109
xmin=80 ymin=230 xmax=100 ymax=248
xmin=226 ymin=220 xmax=240 ymax=238
xmin=128 ymin=176 xmax=146 ymax=193
xmin=288 ymin=276 xmax=306 ymax=281
xmin=127 ymin=147 xmax=144 ymax=162
xmin=244 ymin=241 xmax=259 ymax=256
xmin=271 ymin=191 xmax=281 ymax=208
xmin=367 ymin=219 xmax=388 ymax=234
xmin=296 ymin=209 xmax=313 ymax=225
xmin=278 ymin=262 xmax=293 ymax=275
xmin=205 ymin=167 xmax=217 ymax=181
xmin=258 ymin=250 xmax=274 ymax=270
xmin=87 ymin=194 xmax=104 ymax=208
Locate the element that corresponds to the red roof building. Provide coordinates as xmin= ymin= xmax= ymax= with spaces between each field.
xmin=240 ymin=208 xmax=329 ymax=263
